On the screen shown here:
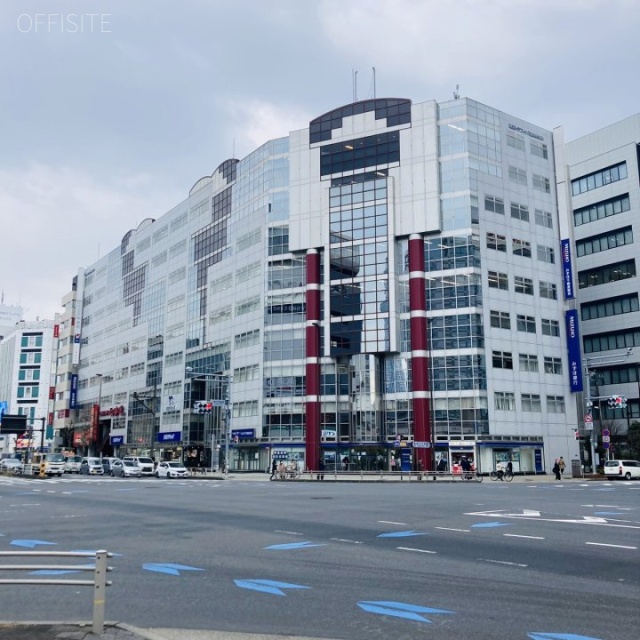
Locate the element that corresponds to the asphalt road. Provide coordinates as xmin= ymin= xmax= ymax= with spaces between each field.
xmin=1 ymin=475 xmax=639 ymax=640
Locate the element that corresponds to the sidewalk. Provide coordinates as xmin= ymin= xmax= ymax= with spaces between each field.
xmin=0 ymin=621 xmax=331 ymax=640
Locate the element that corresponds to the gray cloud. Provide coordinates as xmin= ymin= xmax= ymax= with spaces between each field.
xmin=1 ymin=0 xmax=639 ymax=319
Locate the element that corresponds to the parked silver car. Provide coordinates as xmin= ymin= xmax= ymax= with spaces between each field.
xmin=0 ymin=458 xmax=23 ymax=474
xmin=79 ymin=457 xmax=104 ymax=475
xmin=111 ymin=459 xmax=142 ymax=477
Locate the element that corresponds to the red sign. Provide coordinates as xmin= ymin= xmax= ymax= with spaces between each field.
xmin=99 ymin=405 xmax=126 ymax=417
xmin=53 ymin=324 xmax=59 ymax=338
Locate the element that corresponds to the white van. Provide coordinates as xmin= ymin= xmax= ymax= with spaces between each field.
xmin=123 ymin=456 xmax=155 ymax=476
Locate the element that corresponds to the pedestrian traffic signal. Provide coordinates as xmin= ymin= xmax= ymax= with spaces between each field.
xmin=574 ymin=429 xmax=580 ymax=440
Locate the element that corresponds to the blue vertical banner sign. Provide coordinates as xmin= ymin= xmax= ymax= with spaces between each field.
xmin=565 ymin=310 xmax=583 ymax=392
xmin=561 ymin=239 xmax=575 ymax=300
xmin=69 ymin=374 xmax=78 ymax=409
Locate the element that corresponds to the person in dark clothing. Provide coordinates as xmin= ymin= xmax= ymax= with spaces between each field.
xmin=552 ymin=459 xmax=561 ymax=481
xmin=317 ymin=459 xmax=325 ymax=481
xmin=270 ymin=458 xmax=278 ymax=480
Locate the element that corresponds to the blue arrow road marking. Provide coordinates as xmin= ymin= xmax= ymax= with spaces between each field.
xmin=31 ymin=564 xmax=95 ymax=576
xmin=11 ymin=539 xmax=57 ymax=548
xmin=528 ymin=633 xmax=603 ymax=640
xmin=471 ymin=522 xmax=513 ymax=528
xmin=358 ymin=601 xmax=454 ymax=623
xmin=265 ymin=541 xmax=325 ymax=550
xmin=378 ymin=530 xmax=426 ymax=538
xmin=234 ymin=579 xmax=311 ymax=596
xmin=142 ymin=563 xmax=204 ymax=576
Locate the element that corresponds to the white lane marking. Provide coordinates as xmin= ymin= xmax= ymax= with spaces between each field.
xmin=330 ymin=538 xmax=362 ymax=544
xmin=479 ymin=559 xmax=528 ymax=567
xmin=379 ymin=520 xmax=408 ymax=525
xmin=9 ymin=503 xmax=41 ymax=507
xmin=274 ymin=530 xmax=303 ymax=536
xmin=435 ymin=527 xmax=470 ymax=533
xmin=585 ymin=542 xmax=637 ymax=550
xmin=503 ymin=534 xmax=545 ymax=540
xmin=398 ymin=547 xmax=437 ymax=554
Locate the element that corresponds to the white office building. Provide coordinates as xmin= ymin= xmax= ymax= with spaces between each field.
xmin=67 ymin=96 xmax=582 ymax=475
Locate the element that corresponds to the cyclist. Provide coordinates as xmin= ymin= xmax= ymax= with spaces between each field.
xmin=495 ymin=462 xmax=505 ymax=481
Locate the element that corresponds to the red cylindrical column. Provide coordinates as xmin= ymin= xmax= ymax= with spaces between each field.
xmin=408 ymin=234 xmax=432 ymax=471
xmin=305 ymin=249 xmax=321 ymax=472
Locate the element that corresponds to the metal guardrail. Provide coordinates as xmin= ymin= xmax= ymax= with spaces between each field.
xmin=0 ymin=550 xmax=112 ymax=634
xmin=292 ymin=470 xmax=486 ymax=482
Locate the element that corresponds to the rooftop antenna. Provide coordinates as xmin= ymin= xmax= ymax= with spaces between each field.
xmin=453 ymin=84 xmax=460 ymax=100
xmin=372 ymin=66 xmax=376 ymax=99
xmin=353 ymin=69 xmax=358 ymax=102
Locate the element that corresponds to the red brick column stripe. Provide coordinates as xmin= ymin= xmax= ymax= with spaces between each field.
xmin=408 ymin=235 xmax=432 ymax=471
xmin=305 ymin=250 xmax=321 ymax=471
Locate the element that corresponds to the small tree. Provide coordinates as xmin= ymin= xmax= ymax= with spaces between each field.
xmin=619 ymin=421 xmax=640 ymax=460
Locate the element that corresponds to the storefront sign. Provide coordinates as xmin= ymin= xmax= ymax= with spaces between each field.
xmin=231 ymin=429 xmax=255 ymax=439
xmin=565 ymin=309 xmax=583 ymax=392
xmin=561 ymin=239 xmax=575 ymax=300
xmin=157 ymin=431 xmax=182 ymax=443
xmin=69 ymin=374 xmax=78 ymax=409
xmin=111 ymin=435 xmax=124 ymax=445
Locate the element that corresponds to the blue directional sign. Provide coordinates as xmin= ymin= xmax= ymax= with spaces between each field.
xmin=234 ymin=579 xmax=311 ymax=596
xmin=377 ymin=531 xmax=426 ymax=538
xmin=11 ymin=539 xmax=57 ymax=548
xmin=142 ymin=563 xmax=204 ymax=576
xmin=264 ymin=541 xmax=325 ymax=550
xmin=471 ymin=522 xmax=513 ymax=529
xmin=358 ymin=601 xmax=454 ymax=623
xmin=528 ymin=633 xmax=603 ymax=640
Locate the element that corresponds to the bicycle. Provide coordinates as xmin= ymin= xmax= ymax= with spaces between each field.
xmin=490 ymin=469 xmax=513 ymax=482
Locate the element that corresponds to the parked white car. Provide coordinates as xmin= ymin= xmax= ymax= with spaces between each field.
xmin=156 ymin=461 xmax=189 ymax=478
xmin=64 ymin=455 xmax=83 ymax=473
xmin=604 ymin=459 xmax=640 ymax=480
xmin=123 ymin=456 xmax=155 ymax=476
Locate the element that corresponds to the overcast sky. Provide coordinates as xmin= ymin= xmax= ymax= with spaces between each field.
xmin=1 ymin=0 xmax=639 ymax=321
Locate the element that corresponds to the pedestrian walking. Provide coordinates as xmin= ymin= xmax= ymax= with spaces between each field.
xmin=558 ymin=457 xmax=566 ymax=478
xmin=552 ymin=458 xmax=561 ymax=481
xmin=317 ymin=458 xmax=325 ymax=481
xmin=270 ymin=458 xmax=277 ymax=480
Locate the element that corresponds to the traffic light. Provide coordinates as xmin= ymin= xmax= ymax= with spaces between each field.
xmin=193 ymin=401 xmax=213 ymax=414
xmin=608 ymin=396 xmax=627 ymax=409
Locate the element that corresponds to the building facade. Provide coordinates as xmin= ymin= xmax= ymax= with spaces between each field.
xmin=67 ymin=96 xmax=582 ymax=474
xmin=555 ymin=115 xmax=640 ymax=467
xmin=0 ymin=319 xmax=57 ymax=455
